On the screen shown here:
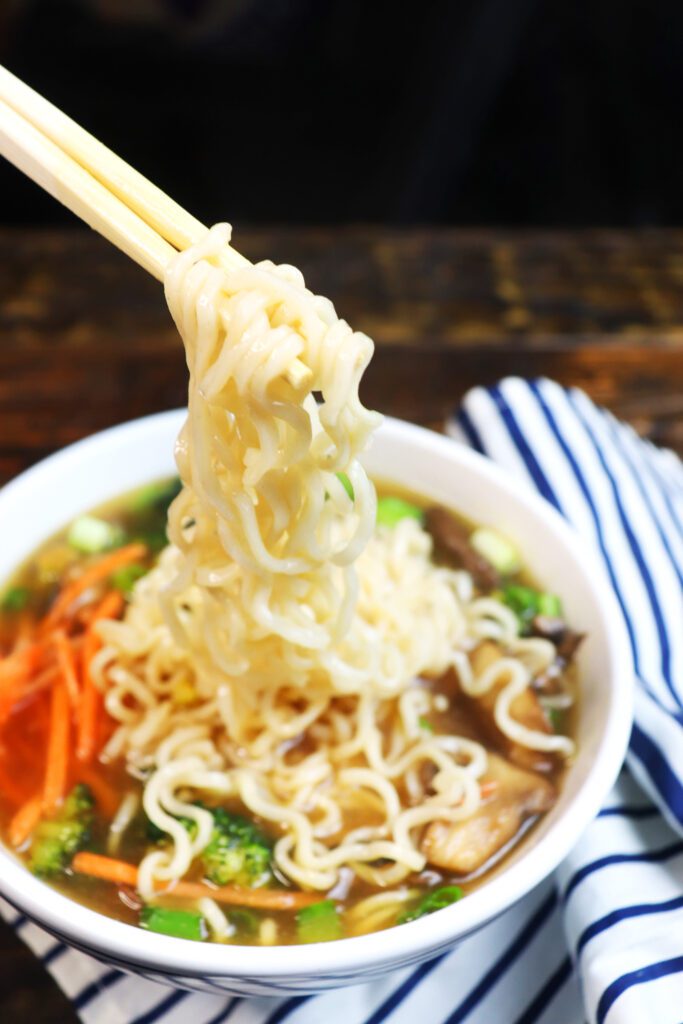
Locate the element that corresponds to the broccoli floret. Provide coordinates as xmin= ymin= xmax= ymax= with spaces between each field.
xmin=201 ymin=808 xmax=273 ymax=888
xmin=145 ymin=804 xmax=273 ymax=888
xmin=29 ymin=784 xmax=94 ymax=877
xmin=146 ymin=813 xmax=197 ymax=843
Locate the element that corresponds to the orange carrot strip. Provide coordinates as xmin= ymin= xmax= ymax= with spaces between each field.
xmin=170 ymin=879 xmax=322 ymax=911
xmin=0 ymin=654 xmax=78 ymax=724
xmin=0 ymin=682 xmax=28 ymax=726
xmin=42 ymin=681 xmax=70 ymax=813
xmin=4 ymin=718 xmax=47 ymax=767
xmin=0 ymin=655 xmax=56 ymax=728
xmin=0 ymin=641 xmax=44 ymax=687
xmin=0 ymin=761 xmax=32 ymax=807
xmin=76 ymin=590 xmax=123 ymax=764
xmin=76 ymin=631 xmax=100 ymax=764
xmin=8 ymin=794 xmax=42 ymax=847
xmin=79 ymin=598 xmax=122 ymax=627
xmin=71 ymin=853 xmax=322 ymax=910
xmin=75 ymin=767 xmax=120 ymax=818
xmin=8 ymin=698 xmax=50 ymax=757
xmin=24 ymin=664 xmax=60 ymax=697
xmin=93 ymin=591 xmax=125 ymax=622
xmin=480 ymin=781 xmax=498 ymax=799
xmin=53 ymin=630 xmax=80 ymax=708
xmin=43 ymin=543 xmax=145 ymax=631
xmin=11 ymin=614 xmax=36 ymax=654
xmin=72 ymin=852 xmax=138 ymax=886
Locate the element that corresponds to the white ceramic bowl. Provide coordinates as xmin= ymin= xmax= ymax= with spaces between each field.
xmin=0 ymin=411 xmax=633 ymax=996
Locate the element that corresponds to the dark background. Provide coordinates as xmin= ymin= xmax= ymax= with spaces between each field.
xmin=2 ymin=0 xmax=682 ymax=228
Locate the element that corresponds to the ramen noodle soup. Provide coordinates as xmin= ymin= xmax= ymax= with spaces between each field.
xmin=0 ymin=226 xmax=580 ymax=945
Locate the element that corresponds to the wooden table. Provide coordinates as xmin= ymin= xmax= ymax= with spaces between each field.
xmin=1 ymin=226 xmax=682 ymax=1020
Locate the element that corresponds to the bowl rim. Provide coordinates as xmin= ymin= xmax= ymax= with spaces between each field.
xmin=0 ymin=410 xmax=634 ymax=978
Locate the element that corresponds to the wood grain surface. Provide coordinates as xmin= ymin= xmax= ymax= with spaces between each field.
xmin=1 ymin=225 xmax=682 ymax=1021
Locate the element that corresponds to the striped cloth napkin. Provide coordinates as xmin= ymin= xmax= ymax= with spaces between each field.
xmin=2 ymin=377 xmax=683 ymax=1024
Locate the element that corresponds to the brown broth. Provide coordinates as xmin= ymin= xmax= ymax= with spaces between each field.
xmin=0 ymin=478 xmax=578 ymax=945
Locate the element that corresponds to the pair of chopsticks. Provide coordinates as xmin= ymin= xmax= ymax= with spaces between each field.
xmin=0 ymin=65 xmax=310 ymax=388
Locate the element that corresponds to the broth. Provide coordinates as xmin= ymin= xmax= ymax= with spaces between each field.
xmin=0 ymin=478 xmax=579 ymax=945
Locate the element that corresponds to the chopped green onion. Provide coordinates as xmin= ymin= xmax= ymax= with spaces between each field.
xmin=111 ymin=564 xmax=148 ymax=596
xmin=398 ymin=885 xmax=463 ymax=924
xmin=296 ymin=899 xmax=342 ymax=943
xmin=502 ymin=584 xmax=564 ymax=629
xmin=538 ymin=592 xmax=563 ymax=618
xmin=469 ymin=527 xmax=521 ymax=575
xmin=130 ymin=477 xmax=182 ymax=512
xmin=502 ymin=584 xmax=541 ymax=623
xmin=68 ymin=516 xmax=125 ymax=554
xmin=135 ymin=528 xmax=168 ymax=553
xmin=140 ymin=906 xmax=207 ymax=941
xmin=336 ymin=473 xmax=354 ymax=500
xmin=418 ymin=716 xmax=434 ymax=733
xmin=0 ymin=586 xmax=30 ymax=613
xmin=376 ymin=496 xmax=424 ymax=528
xmin=548 ymin=707 xmax=564 ymax=732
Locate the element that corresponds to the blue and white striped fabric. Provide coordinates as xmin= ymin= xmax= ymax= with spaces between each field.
xmin=3 ymin=377 xmax=683 ymax=1024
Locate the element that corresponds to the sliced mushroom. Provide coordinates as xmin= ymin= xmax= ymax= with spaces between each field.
xmin=424 ymin=507 xmax=500 ymax=590
xmin=530 ymin=618 xmax=585 ymax=693
xmin=531 ymin=616 xmax=585 ymax=664
xmin=556 ymin=628 xmax=585 ymax=664
xmin=421 ymin=753 xmax=556 ymax=875
xmin=530 ymin=615 xmax=566 ymax=643
xmin=464 ymin=640 xmax=555 ymax=773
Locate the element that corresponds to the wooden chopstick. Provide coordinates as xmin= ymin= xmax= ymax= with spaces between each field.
xmin=0 ymin=98 xmax=174 ymax=280
xmin=0 ymin=65 xmax=244 ymax=267
xmin=0 ymin=65 xmax=311 ymax=388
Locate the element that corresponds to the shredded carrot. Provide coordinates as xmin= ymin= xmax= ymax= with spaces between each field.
xmin=0 ymin=641 xmax=44 ymax=687
xmin=6 ymin=696 xmax=50 ymax=753
xmin=76 ymin=632 xmax=100 ymax=764
xmin=5 ymin=707 xmax=49 ymax=765
xmin=171 ymin=879 xmax=322 ymax=911
xmin=42 ymin=681 xmax=71 ymax=813
xmin=93 ymin=590 xmax=125 ymax=622
xmin=76 ymin=590 xmax=123 ymax=764
xmin=71 ymin=853 xmax=322 ymax=910
xmin=11 ymin=614 xmax=35 ymax=654
xmin=0 ymin=634 xmax=65 ymax=726
xmin=8 ymin=794 xmax=42 ymax=848
xmin=0 ymin=635 xmax=87 ymax=727
xmin=0 ymin=761 xmax=32 ymax=807
xmin=0 ymin=683 xmax=25 ymax=725
xmin=23 ymin=666 xmax=60 ymax=700
xmin=79 ymin=598 xmax=120 ymax=627
xmin=1 ymin=693 xmax=50 ymax=800
xmin=480 ymin=781 xmax=498 ymax=799
xmin=53 ymin=630 xmax=80 ymax=708
xmin=23 ymin=661 xmax=67 ymax=700
xmin=75 ymin=766 xmax=120 ymax=818
xmin=42 ymin=543 xmax=145 ymax=631
xmin=72 ymin=852 xmax=138 ymax=886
